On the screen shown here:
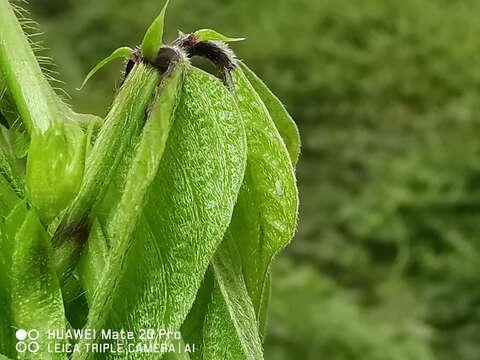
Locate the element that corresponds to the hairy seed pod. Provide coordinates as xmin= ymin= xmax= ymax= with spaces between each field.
xmin=79 ymin=57 xmax=186 ymax=313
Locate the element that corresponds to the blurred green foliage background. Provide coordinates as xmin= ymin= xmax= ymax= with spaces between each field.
xmin=29 ymin=0 xmax=480 ymax=358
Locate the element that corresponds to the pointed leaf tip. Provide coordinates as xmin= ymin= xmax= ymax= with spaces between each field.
xmin=141 ymin=0 xmax=170 ymax=60
xmin=194 ymin=29 xmax=245 ymax=43
xmin=78 ymin=47 xmax=133 ymax=90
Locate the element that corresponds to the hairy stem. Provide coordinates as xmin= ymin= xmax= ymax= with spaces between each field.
xmin=0 ymin=0 xmax=61 ymax=134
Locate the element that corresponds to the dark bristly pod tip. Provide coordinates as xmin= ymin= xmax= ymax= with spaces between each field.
xmin=149 ymin=46 xmax=185 ymax=74
xmin=123 ymin=48 xmax=142 ymax=81
xmin=124 ymin=46 xmax=186 ymax=83
xmin=173 ymin=34 xmax=237 ymax=86
xmin=174 ymin=32 xmax=237 ymax=70
xmin=189 ymin=41 xmax=237 ymax=70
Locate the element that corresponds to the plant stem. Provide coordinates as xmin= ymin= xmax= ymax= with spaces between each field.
xmin=0 ymin=0 xmax=61 ymax=135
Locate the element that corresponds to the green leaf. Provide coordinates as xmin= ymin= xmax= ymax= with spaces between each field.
xmin=0 ymin=171 xmax=20 ymax=213
xmin=10 ymin=208 xmax=68 ymax=359
xmin=0 ymin=202 xmax=67 ymax=359
xmin=203 ymin=233 xmax=264 ymax=360
xmin=181 ymin=66 xmax=298 ymax=358
xmin=194 ymin=29 xmax=245 ymax=43
xmin=229 ymin=68 xmax=298 ymax=321
xmin=78 ymin=46 xmax=133 ymax=90
xmin=141 ymin=0 xmax=169 ymax=60
xmin=0 ymin=158 xmax=23 ymax=357
xmin=76 ymin=217 xmax=109 ymax=302
xmin=77 ymin=67 xmax=247 ymax=359
xmin=239 ymin=62 xmax=301 ymax=165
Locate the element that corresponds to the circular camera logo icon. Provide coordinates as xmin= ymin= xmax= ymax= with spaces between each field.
xmin=15 ymin=329 xmax=40 ymax=353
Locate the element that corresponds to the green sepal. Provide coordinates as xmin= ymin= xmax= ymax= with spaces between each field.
xmin=141 ymin=0 xmax=169 ymax=60
xmin=78 ymin=46 xmax=133 ymax=90
xmin=0 ymin=127 xmax=24 ymax=198
xmin=194 ymin=29 xmax=245 ymax=43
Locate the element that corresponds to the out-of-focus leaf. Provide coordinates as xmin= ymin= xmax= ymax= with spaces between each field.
xmin=10 ymin=208 xmax=68 ymax=359
xmin=0 ymin=179 xmax=21 ymax=356
xmin=239 ymin=62 xmax=300 ymax=165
